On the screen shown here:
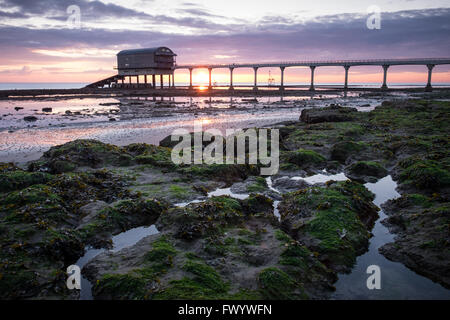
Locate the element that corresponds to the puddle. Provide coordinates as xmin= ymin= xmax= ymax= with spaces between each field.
xmin=207 ymin=187 xmax=249 ymax=200
xmin=331 ymin=175 xmax=450 ymax=299
xmin=76 ymin=225 xmax=159 ymax=300
xmin=175 ymin=187 xmax=249 ymax=208
xmin=291 ymin=172 xmax=348 ymax=184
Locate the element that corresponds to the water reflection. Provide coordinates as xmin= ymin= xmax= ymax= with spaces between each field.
xmin=332 ymin=176 xmax=450 ymax=299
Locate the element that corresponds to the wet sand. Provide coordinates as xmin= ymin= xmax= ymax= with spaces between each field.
xmin=1 ymin=90 xmax=448 ymax=163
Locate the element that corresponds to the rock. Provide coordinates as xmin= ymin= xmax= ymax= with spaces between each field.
xmin=272 ymin=176 xmax=310 ymax=193
xmin=42 ymin=108 xmax=52 ymax=112
xmin=230 ymin=176 xmax=267 ymax=194
xmin=278 ymin=180 xmax=379 ymax=272
xmin=33 ymin=139 xmax=135 ymax=173
xmin=330 ymin=141 xmax=365 ymax=163
xmin=14 ymin=107 xmax=24 ymax=111
xmin=79 ymin=200 xmax=109 ymax=225
xmin=23 ymin=116 xmax=37 ymax=122
xmin=345 ymin=161 xmax=388 ymax=183
xmin=380 ymin=195 xmax=450 ymax=288
xmin=300 ymin=105 xmax=357 ymax=124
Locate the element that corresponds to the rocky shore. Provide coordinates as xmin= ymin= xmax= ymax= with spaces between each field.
xmin=0 ymin=98 xmax=449 ymax=299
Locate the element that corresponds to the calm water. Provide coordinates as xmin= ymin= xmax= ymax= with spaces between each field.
xmin=332 ymin=176 xmax=450 ymax=300
xmin=77 ymin=225 xmax=159 ymax=300
xmin=1 ymin=82 xmax=450 ymax=90
xmin=0 ymin=83 xmax=88 ymax=90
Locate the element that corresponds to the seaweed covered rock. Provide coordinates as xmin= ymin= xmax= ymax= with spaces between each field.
xmin=84 ymin=194 xmax=337 ymax=300
xmin=0 ymin=165 xmax=167 ymax=299
xmin=176 ymin=163 xmax=259 ymax=185
xmin=29 ymin=139 xmax=134 ymax=173
xmin=157 ymin=195 xmax=275 ymax=240
xmin=346 ymin=161 xmax=388 ymax=182
xmin=281 ymin=148 xmax=326 ymax=170
xmin=300 ymin=105 xmax=358 ymax=124
xmin=278 ymin=180 xmax=379 ymax=272
xmin=396 ymin=157 xmax=450 ymax=191
xmin=380 ymin=195 xmax=450 ymax=288
xmin=330 ymin=141 xmax=366 ymax=163
xmin=78 ymin=198 xmax=168 ymax=242
xmin=0 ymin=168 xmax=54 ymax=192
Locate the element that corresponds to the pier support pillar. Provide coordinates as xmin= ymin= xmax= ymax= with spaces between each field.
xmin=344 ymin=65 xmax=350 ymax=90
xmin=253 ymin=67 xmax=258 ymax=91
xmin=152 ymin=74 xmax=156 ymax=89
xmin=381 ymin=65 xmax=389 ymax=90
xmin=136 ymin=76 xmax=139 ymax=88
xmin=144 ymin=75 xmax=147 ymax=87
xmin=129 ymin=76 xmax=131 ymax=85
xmin=229 ymin=67 xmax=234 ymax=90
xmin=172 ymin=72 xmax=175 ymax=88
xmin=309 ymin=66 xmax=316 ymax=91
xmin=208 ymin=68 xmax=212 ymax=90
xmin=160 ymin=74 xmax=163 ymax=89
xmin=168 ymin=74 xmax=171 ymax=88
xmin=426 ymin=64 xmax=435 ymax=92
xmin=189 ymin=68 xmax=193 ymax=90
xmin=280 ymin=66 xmax=285 ymax=91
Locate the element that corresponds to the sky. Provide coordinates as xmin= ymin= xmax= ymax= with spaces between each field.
xmin=0 ymin=0 xmax=450 ymax=84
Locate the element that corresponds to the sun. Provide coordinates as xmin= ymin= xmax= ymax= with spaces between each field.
xmin=195 ymin=71 xmax=209 ymax=84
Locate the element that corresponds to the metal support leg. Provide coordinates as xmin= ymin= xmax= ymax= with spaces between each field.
xmin=160 ymin=74 xmax=163 ymax=89
xmin=189 ymin=68 xmax=193 ymax=90
xmin=208 ymin=68 xmax=212 ymax=89
xmin=344 ymin=66 xmax=350 ymax=90
xmin=309 ymin=66 xmax=316 ymax=91
xmin=229 ymin=67 xmax=234 ymax=90
xmin=280 ymin=66 xmax=285 ymax=91
xmin=253 ymin=67 xmax=258 ymax=91
xmin=426 ymin=64 xmax=434 ymax=92
xmin=381 ymin=65 xmax=389 ymax=90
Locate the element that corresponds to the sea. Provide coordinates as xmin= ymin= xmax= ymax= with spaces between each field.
xmin=1 ymin=82 xmax=450 ymax=90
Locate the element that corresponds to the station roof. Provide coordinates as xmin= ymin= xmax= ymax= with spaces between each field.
xmin=117 ymin=47 xmax=176 ymax=56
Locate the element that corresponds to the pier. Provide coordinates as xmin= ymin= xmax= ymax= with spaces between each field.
xmin=175 ymin=58 xmax=450 ymax=92
xmin=85 ymin=55 xmax=450 ymax=92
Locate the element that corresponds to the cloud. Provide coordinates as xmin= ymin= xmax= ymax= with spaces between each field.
xmin=0 ymin=0 xmax=235 ymax=31
xmin=0 ymin=7 xmax=449 ymax=69
xmin=0 ymin=9 xmax=28 ymax=18
xmin=0 ymin=0 xmax=150 ymax=18
xmin=0 ymin=65 xmax=32 ymax=74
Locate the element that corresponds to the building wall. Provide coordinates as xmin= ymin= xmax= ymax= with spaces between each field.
xmin=117 ymin=49 xmax=176 ymax=76
xmin=117 ymin=53 xmax=156 ymax=70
